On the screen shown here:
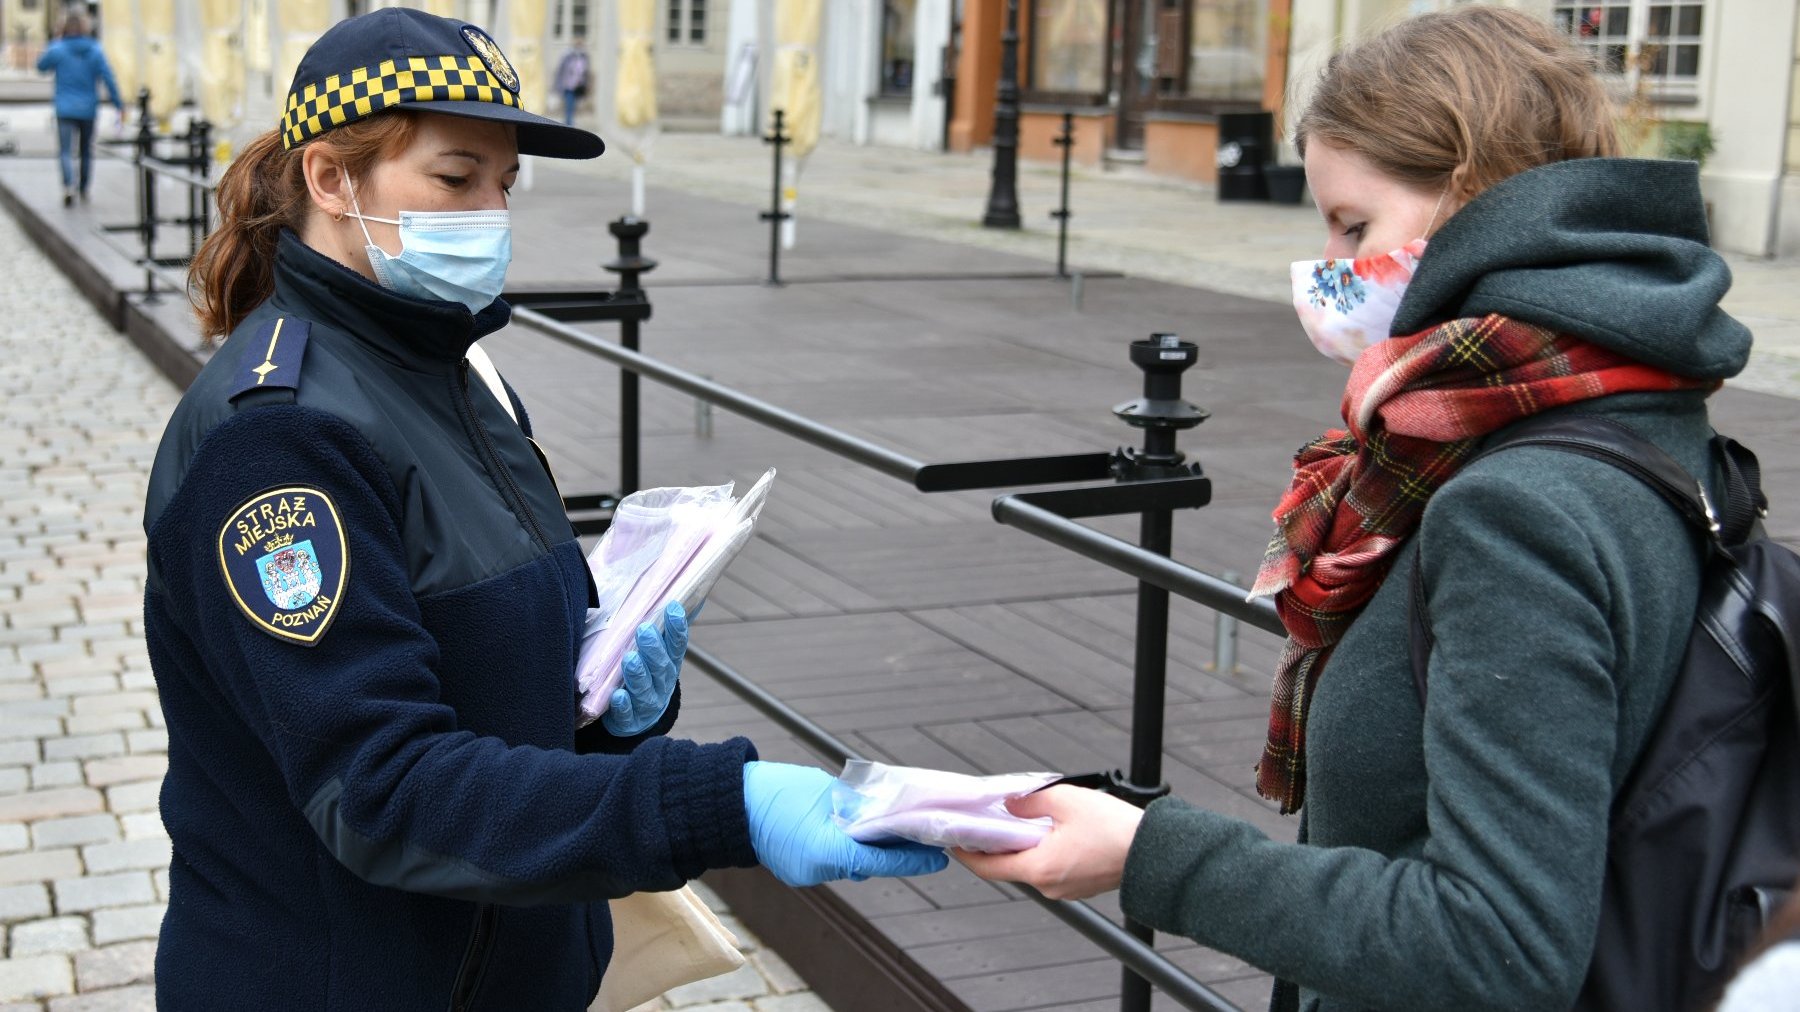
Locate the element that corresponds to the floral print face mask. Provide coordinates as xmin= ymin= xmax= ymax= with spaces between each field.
xmin=1289 ymin=238 xmax=1428 ymax=366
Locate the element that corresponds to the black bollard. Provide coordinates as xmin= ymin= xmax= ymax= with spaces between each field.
xmin=758 ymin=109 xmax=791 ymax=287
xmin=184 ymin=119 xmax=203 ymax=259
xmin=1049 ymin=110 xmax=1074 ymax=278
xmin=1110 ymin=333 xmax=1208 ymax=1012
xmin=135 ymin=90 xmax=158 ymax=303
xmin=603 ymin=218 xmax=657 ymax=497
xmin=195 ymin=120 xmax=214 ymax=249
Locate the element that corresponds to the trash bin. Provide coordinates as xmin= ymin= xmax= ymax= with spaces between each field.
xmin=1264 ymin=164 xmax=1307 ymax=204
xmin=1216 ymin=111 xmax=1273 ymax=202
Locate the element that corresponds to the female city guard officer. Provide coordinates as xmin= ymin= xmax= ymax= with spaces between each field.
xmin=146 ymin=10 xmax=944 ymax=1010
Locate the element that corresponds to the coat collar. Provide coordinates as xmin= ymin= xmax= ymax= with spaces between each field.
xmin=269 ymin=229 xmax=511 ymax=370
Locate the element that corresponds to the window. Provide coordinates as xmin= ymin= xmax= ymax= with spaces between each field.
xmin=554 ymin=0 xmax=591 ymax=41
xmin=1030 ymin=0 xmax=1107 ymax=94
xmin=1553 ymin=1 xmax=1707 ymax=100
xmin=1187 ymin=0 xmax=1265 ymax=103
xmin=667 ymin=0 xmax=706 ymax=45
xmin=880 ymin=0 xmax=918 ymax=95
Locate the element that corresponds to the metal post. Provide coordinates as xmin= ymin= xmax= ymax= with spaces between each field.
xmin=603 ymin=218 xmax=656 ymax=498
xmin=981 ymin=0 xmax=1022 ymax=228
xmin=1050 ymin=110 xmax=1073 ymax=277
xmin=197 ymin=120 xmax=213 ymax=244
xmin=1108 ymin=333 xmax=1207 ymax=1012
xmin=1212 ymin=570 xmax=1241 ymax=675
xmin=759 ymin=109 xmax=790 ymax=286
xmin=135 ymin=90 xmax=158 ymax=303
xmin=185 ymin=119 xmax=202 ymax=259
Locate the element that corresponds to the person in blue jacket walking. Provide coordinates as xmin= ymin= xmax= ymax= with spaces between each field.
xmin=35 ymin=13 xmax=123 ymax=207
xmin=150 ymin=10 xmax=945 ymax=1010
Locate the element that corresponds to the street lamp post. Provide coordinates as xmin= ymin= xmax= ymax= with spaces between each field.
xmin=981 ymin=0 xmax=1022 ymax=229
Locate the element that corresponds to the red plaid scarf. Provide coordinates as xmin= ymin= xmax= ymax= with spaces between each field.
xmin=1250 ymin=314 xmax=1713 ymax=813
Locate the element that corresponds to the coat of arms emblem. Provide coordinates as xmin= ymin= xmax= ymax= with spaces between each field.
xmin=258 ymin=541 xmax=325 ymax=610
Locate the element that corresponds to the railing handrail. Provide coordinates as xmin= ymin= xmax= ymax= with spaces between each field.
xmin=134 ymin=155 xmax=215 ymax=194
xmin=508 ymin=304 xmax=1254 ymax=1011
xmin=512 ymin=305 xmax=931 ymax=484
xmin=96 ymin=136 xmax=218 ymax=194
xmin=511 ymin=303 xmax=1283 ymax=633
xmin=686 ymin=645 xmax=1240 ymax=1012
xmin=993 ymin=496 xmax=1283 ymax=635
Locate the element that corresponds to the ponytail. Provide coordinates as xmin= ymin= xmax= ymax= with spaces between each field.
xmin=189 ymin=110 xmax=420 ymax=341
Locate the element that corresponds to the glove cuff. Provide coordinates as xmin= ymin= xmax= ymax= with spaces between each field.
xmin=660 ymin=735 xmax=760 ymax=877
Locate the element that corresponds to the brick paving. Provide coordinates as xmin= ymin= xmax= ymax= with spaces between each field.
xmin=0 ymin=200 xmax=831 ymax=1012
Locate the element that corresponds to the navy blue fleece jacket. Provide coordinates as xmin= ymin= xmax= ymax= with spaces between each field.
xmin=144 ymin=232 xmax=758 ymax=1011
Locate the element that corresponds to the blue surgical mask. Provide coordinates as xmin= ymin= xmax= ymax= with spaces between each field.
xmin=345 ymin=178 xmax=512 ymax=314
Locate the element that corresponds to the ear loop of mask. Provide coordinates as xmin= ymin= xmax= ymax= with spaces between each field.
xmin=1419 ymin=185 xmax=1452 ymax=242
xmin=343 ymin=176 xmax=402 ymax=248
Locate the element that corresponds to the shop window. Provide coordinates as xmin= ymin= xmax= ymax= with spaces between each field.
xmin=881 ymin=1 xmax=918 ymax=94
xmin=666 ymin=0 xmax=706 ymax=45
xmin=1025 ymin=0 xmax=1269 ymax=109
xmin=1186 ymin=0 xmax=1264 ymax=102
xmin=1553 ymin=1 xmax=1707 ymax=101
xmin=1030 ymin=0 xmax=1107 ymax=95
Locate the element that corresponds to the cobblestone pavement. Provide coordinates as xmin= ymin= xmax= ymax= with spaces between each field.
xmin=0 ymin=207 xmax=831 ymax=1012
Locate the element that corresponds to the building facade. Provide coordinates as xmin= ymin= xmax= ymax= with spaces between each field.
xmin=713 ymin=0 xmax=1798 ymax=259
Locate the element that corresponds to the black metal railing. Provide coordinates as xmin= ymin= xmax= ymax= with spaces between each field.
xmin=96 ymin=90 xmax=217 ymax=303
xmin=506 ymin=222 xmax=1288 ymax=1011
xmin=127 ymin=149 xmax=1272 ymax=1010
xmin=686 ymin=644 xmax=1240 ymax=1012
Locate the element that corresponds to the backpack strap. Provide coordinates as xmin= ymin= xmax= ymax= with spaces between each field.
xmin=1407 ymin=415 xmax=1758 ymax=704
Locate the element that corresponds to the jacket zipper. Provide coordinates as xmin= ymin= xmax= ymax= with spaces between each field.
xmin=449 ymin=903 xmax=499 ymax=1012
xmin=456 ymin=362 xmax=551 ymax=554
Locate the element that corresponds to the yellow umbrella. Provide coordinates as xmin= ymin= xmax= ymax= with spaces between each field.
xmin=140 ymin=0 xmax=178 ymax=122
xmin=615 ymin=0 xmax=658 ymax=216
xmin=615 ymin=0 xmax=657 ymax=131
xmin=770 ymin=0 xmax=822 ymax=248
xmin=244 ymin=0 xmax=272 ymax=76
xmin=198 ymin=0 xmax=244 ymax=127
xmin=770 ymin=0 xmax=822 ymax=158
xmin=507 ymin=0 xmax=548 ymax=116
xmin=275 ymin=0 xmax=330 ymax=125
xmin=97 ymin=0 xmax=137 ymax=104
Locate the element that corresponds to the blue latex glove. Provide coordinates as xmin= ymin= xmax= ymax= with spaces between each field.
xmin=600 ymin=601 xmax=690 ymax=736
xmin=743 ymin=761 xmax=949 ymax=887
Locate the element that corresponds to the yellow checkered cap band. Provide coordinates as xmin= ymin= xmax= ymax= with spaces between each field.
xmin=280 ymin=55 xmax=521 ymax=150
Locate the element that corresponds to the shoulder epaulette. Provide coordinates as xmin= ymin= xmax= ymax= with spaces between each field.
xmin=229 ymin=317 xmax=311 ymax=402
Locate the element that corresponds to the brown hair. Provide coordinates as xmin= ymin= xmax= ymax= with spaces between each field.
xmin=189 ymin=110 xmax=419 ymax=341
xmin=1296 ymin=5 xmax=1618 ymax=202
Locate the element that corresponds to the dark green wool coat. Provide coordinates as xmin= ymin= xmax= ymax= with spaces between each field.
xmin=1118 ymin=159 xmax=1755 ymax=1012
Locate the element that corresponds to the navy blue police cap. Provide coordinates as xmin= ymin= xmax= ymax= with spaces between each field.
xmin=280 ymin=8 xmax=603 ymax=159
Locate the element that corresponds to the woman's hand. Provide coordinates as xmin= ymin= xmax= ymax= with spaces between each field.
xmin=954 ymin=785 xmax=1146 ymax=901
xmin=600 ymin=601 xmax=688 ymax=736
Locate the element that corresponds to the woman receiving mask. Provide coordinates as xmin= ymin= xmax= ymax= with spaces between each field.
xmin=960 ymin=6 xmax=1750 ymax=1010
xmin=148 ymin=10 xmax=944 ymax=1011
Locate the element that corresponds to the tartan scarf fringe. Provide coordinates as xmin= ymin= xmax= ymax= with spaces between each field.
xmin=1249 ymin=315 xmax=1713 ymax=814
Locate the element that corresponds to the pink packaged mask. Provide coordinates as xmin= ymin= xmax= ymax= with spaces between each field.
xmin=830 ymin=759 xmax=1061 ymax=854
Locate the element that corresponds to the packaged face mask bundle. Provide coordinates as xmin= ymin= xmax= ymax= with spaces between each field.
xmin=830 ymin=759 xmax=1062 ymax=854
xmin=575 ymin=469 xmax=776 ymax=726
